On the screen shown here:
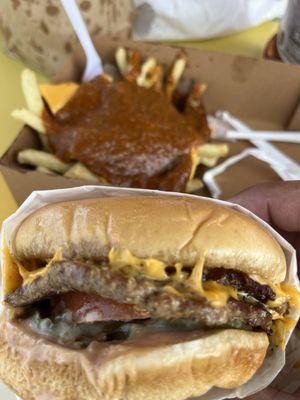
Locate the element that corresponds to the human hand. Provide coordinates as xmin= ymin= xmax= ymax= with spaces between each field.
xmin=230 ymin=183 xmax=300 ymax=400
xmin=245 ymin=387 xmax=299 ymax=400
xmin=230 ymin=181 xmax=300 ymax=269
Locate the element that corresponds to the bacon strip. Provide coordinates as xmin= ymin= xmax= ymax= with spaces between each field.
xmin=52 ymin=292 xmax=149 ymax=323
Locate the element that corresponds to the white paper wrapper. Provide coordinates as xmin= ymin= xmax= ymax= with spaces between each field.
xmin=1 ymin=185 xmax=299 ymax=400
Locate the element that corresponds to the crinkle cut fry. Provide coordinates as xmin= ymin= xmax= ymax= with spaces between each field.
xmin=115 ymin=46 xmax=141 ymax=82
xmin=187 ymin=83 xmax=207 ymax=108
xmin=165 ymin=51 xmax=188 ymax=99
xmin=126 ymin=49 xmax=142 ymax=82
xmin=153 ymin=64 xmax=164 ymax=90
xmin=116 ymin=47 xmax=187 ymax=95
xmin=184 ymin=83 xmax=229 ymax=171
xmin=115 ymin=47 xmax=127 ymax=77
xmin=137 ymin=57 xmax=157 ymax=88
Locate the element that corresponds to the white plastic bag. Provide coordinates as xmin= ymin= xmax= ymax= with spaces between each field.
xmin=133 ymin=0 xmax=287 ymax=40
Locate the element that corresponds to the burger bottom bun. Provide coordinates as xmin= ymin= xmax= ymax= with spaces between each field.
xmin=0 ymin=313 xmax=269 ymax=400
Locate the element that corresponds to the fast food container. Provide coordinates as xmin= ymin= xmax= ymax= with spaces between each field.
xmin=1 ymin=185 xmax=299 ymax=400
xmin=1 ymin=36 xmax=300 ymax=204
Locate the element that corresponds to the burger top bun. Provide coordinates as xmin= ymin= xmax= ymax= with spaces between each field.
xmin=0 ymin=312 xmax=268 ymax=400
xmin=13 ymin=196 xmax=286 ymax=284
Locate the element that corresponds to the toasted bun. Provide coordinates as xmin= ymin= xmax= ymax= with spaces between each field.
xmin=12 ymin=196 xmax=286 ymax=284
xmin=0 ymin=313 xmax=268 ymax=400
xmin=12 ymin=196 xmax=286 ymax=283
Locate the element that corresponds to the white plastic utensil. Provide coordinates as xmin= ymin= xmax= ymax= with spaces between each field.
xmin=217 ymin=111 xmax=300 ymax=180
xmin=203 ymin=111 xmax=300 ymax=197
xmin=208 ymin=115 xmax=300 ymax=144
xmin=226 ymin=130 xmax=300 ymax=143
xmin=212 ymin=128 xmax=300 ymax=143
xmin=203 ymin=148 xmax=279 ymax=198
xmin=60 ymin=0 xmax=103 ymax=81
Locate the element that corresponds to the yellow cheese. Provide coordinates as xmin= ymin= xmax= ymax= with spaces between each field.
xmin=39 ymin=82 xmax=79 ymax=114
xmin=173 ymin=263 xmax=184 ymax=280
xmin=267 ymin=283 xmax=300 ymax=311
xmin=189 ymin=253 xmax=238 ymax=307
xmin=164 ymin=285 xmax=182 ymax=296
xmin=189 ymin=253 xmax=205 ymax=292
xmin=250 ymin=273 xmax=300 ymax=311
xmin=277 ymin=283 xmax=300 ymax=309
xmin=17 ymin=248 xmax=63 ymax=286
xmin=201 ymin=282 xmax=238 ymax=307
xmin=273 ymin=317 xmax=297 ymax=349
xmin=2 ymin=240 xmax=23 ymax=296
xmin=5 ymin=243 xmax=299 ymax=325
xmin=109 ymin=248 xmax=237 ymax=307
xmin=109 ymin=248 xmax=168 ymax=280
xmin=189 ymin=146 xmax=199 ymax=180
xmin=18 ymin=263 xmax=51 ymax=285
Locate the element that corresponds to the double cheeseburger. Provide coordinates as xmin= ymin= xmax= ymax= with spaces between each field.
xmin=0 ymin=196 xmax=299 ymax=400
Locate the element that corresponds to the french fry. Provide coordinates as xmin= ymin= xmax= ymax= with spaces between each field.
xmin=17 ymin=149 xmax=71 ymax=174
xmin=14 ymin=69 xmax=52 ymax=150
xmin=115 ymin=47 xmax=128 ymax=77
xmin=153 ymin=65 xmax=163 ymax=91
xmin=36 ymin=166 xmax=57 ymax=175
xmin=197 ymin=143 xmax=229 ymax=159
xmin=193 ymin=144 xmax=229 ymax=169
xmin=21 ymin=69 xmax=44 ymax=115
xmin=188 ymin=83 xmax=207 ymax=107
xmin=126 ymin=49 xmax=141 ymax=81
xmin=198 ymin=156 xmax=218 ymax=167
xmin=166 ymin=52 xmax=187 ymax=99
xmin=186 ymin=178 xmax=204 ymax=193
xmin=102 ymin=73 xmax=113 ymax=83
xmin=14 ymin=49 xmax=222 ymax=191
xmin=11 ymin=108 xmax=49 ymax=150
xmin=64 ymin=162 xmax=99 ymax=181
xmin=115 ymin=47 xmax=141 ymax=81
xmin=12 ymin=109 xmax=45 ymax=134
xmin=190 ymin=146 xmax=199 ymax=180
xmin=136 ymin=57 xmax=157 ymax=88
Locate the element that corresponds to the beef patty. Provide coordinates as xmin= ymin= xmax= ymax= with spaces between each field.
xmin=6 ymin=260 xmax=273 ymax=332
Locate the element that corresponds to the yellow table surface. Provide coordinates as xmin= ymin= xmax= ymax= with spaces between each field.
xmin=0 ymin=19 xmax=282 ymax=399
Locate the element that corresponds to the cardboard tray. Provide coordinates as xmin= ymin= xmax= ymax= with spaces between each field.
xmin=1 ymin=36 xmax=300 ymax=205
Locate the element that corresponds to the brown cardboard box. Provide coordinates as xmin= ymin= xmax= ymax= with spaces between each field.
xmin=0 ymin=0 xmax=132 ymax=75
xmin=1 ymin=36 xmax=300 ymax=205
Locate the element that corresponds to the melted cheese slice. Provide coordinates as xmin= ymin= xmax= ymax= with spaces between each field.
xmin=2 ymin=246 xmax=64 ymax=297
xmin=189 ymin=253 xmax=238 ymax=307
xmin=109 ymin=248 xmax=168 ymax=280
xmin=4 ymin=245 xmax=299 ymax=334
xmin=280 ymin=283 xmax=300 ymax=308
xmin=17 ymin=249 xmax=63 ymax=286
xmin=109 ymin=248 xmax=237 ymax=307
xmin=190 ymin=146 xmax=199 ymax=180
xmin=39 ymin=82 xmax=79 ymax=114
xmin=273 ymin=317 xmax=297 ymax=349
xmin=2 ymin=241 xmax=23 ymax=296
